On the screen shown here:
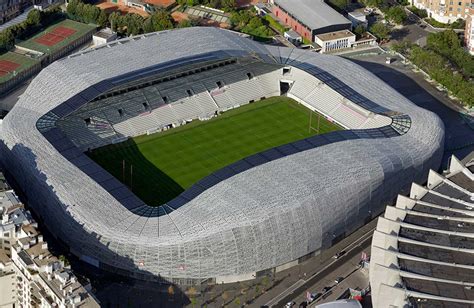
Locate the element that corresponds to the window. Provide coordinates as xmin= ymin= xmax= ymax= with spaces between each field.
xmin=186 ymin=89 xmax=193 ymax=97
xmin=216 ymin=81 xmax=224 ymax=88
xmin=118 ymin=109 xmax=123 ymax=117
xmin=143 ymin=102 xmax=149 ymax=111
xmin=84 ymin=118 xmax=91 ymax=126
xmin=246 ymin=72 xmax=253 ymax=80
xmin=282 ymin=67 xmax=291 ymax=75
xmin=162 ymin=96 xmax=169 ymax=103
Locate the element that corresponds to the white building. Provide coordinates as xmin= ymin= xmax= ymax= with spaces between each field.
xmin=0 ymin=252 xmax=16 ymax=307
xmin=0 ymin=172 xmax=99 ymax=308
xmin=11 ymin=232 xmax=100 ymax=308
xmin=348 ymin=11 xmax=368 ymax=28
xmin=315 ymin=30 xmax=356 ymax=53
xmin=411 ymin=0 xmax=471 ymax=23
xmin=92 ymin=28 xmax=117 ymax=46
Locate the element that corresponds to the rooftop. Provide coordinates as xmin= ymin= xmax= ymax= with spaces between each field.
xmin=93 ymin=28 xmax=117 ymax=40
xmin=274 ymin=0 xmax=351 ymax=30
xmin=316 ymin=30 xmax=355 ymax=41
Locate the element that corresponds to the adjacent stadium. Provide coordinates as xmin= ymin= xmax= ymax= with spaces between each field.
xmin=0 ymin=27 xmax=445 ymax=284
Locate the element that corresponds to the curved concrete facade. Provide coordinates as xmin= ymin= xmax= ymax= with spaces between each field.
xmin=0 ymin=27 xmax=444 ymax=283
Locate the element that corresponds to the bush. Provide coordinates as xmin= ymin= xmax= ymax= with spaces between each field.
xmin=407 ymin=6 xmax=427 ymax=18
xmin=385 ymin=6 xmax=407 ymax=25
xmin=369 ymin=22 xmax=390 ymax=40
xmin=426 ymin=18 xmax=465 ymax=29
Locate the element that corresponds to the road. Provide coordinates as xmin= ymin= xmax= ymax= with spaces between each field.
xmin=267 ymin=229 xmax=373 ymax=308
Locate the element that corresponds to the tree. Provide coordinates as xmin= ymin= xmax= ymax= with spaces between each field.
xmin=234 ymin=297 xmax=241 ymax=306
xmin=177 ymin=19 xmax=192 ymax=28
xmin=67 ymin=0 xmax=79 ymax=19
xmin=0 ymin=28 xmax=15 ymax=52
xmin=353 ymin=24 xmax=366 ymax=37
xmin=370 ymin=22 xmax=390 ymax=41
xmin=26 ymin=9 xmax=42 ymax=27
xmin=328 ymin=0 xmax=348 ymax=11
xmin=97 ymin=10 xmax=108 ymax=27
xmin=385 ymin=6 xmax=407 ymax=25
xmin=109 ymin=12 xmax=122 ymax=32
xmin=149 ymin=10 xmax=174 ymax=32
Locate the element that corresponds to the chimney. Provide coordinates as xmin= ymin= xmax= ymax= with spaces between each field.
xmin=47 ymin=273 xmax=52 ymax=280
xmin=38 ymin=235 xmax=43 ymax=243
xmin=41 ymin=242 xmax=48 ymax=250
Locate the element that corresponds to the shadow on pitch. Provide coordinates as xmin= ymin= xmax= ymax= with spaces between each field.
xmin=88 ymin=138 xmax=184 ymax=206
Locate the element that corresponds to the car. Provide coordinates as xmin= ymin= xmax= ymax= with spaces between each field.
xmin=335 ymin=277 xmax=344 ymax=284
xmin=333 ymin=250 xmax=346 ymax=259
xmin=285 ymin=302 xmax=296 ymax=308
xmin=322 ymin=286 xmax=331 ymax=293
xmin=310 ymin=293 xmax=322 ymax=301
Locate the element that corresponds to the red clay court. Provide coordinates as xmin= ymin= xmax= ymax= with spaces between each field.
xmin=34 ymin=26 xmax=77 ymax=47
xmin=0 ymin=60 xmax=20 ymax=77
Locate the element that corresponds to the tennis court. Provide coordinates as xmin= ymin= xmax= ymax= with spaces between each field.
xmin=0 ymin=60 xmax=20 ymax=77
xmin=18 ymin=19 xmax=96 ymax=54
xmin=0 ymin=52 xmax=39 ymax=83
xmin=34 ymin=26 xmax=77 ymax=47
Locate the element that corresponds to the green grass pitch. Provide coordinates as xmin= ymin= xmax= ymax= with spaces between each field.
xmin=88 ymin=96 xmax=341 ymax=206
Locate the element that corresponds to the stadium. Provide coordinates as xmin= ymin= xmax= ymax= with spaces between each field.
xmin=0 ymin=27 xmax=444 ymax=284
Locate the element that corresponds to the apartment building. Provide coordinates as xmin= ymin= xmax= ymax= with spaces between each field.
xmin=411 ymin=0 xmax=472 ymax=23
xmin=0 ymin=172 xmax=100 ymax=308
xmin=465 ymin=8 xmax=474 ymax=54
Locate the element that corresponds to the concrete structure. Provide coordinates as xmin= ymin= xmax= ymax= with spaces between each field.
xmin=271 ymin=0 xmax=351 ymax=42
xmin=92 ymin=28 xmax=118 ymax=46
xmin=348 ymin=11 xmax=368 ymax=28
xmin=284 ymin=29 xmax=302 ymax=44
xmin=315 ymin=30 xmax=356 ymax=53
xmin=0 ymin=27 xmax=444 ymax=284
xmin=315 ymin=299 xmax=362 ymax=308
xmin=465 ymin=8 xmax=474 ymax=55
xmin=411 ymin=0 xmax=471 ymax=23
xmin=370 ymin=155 xmax=474 ymax=307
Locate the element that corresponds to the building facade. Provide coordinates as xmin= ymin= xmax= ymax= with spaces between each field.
xmin=465 ymin=8 xmax=474 ymax=55
xmin=0 ymin=0 xmax=20 ymax=24
xmin=315 ymin=30 xmax=356 ymax=53
xmin=271 ymin=0 xmax=352 ymax=42
xmin=411 ymin=0 xmax=472 ymax=23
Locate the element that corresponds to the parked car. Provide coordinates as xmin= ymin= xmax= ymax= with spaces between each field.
xmin=333 ymin=250 xmax=346 ymax=259
xmin=335 ymin=277 xmax=344 ymax=284
xmin=285 ymin=302 xmax=296 ymax=308
xmin=322 ymin=286 xmax=331 ymax=293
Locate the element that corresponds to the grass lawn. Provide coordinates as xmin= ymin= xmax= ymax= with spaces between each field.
xmin=0 ymin=52 xmax=39 ymax=83
xmin=264 ymin=15 xmax=288 ymax=34
xmin=88 ymin=96 xmax=341 ymax=206
xmin=17 ymin=19 xmax=96 ymax=54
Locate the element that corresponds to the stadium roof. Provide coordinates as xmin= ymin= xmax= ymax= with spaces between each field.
xmin=0 ymin=27 xmax=444 ymax=282
xmin=370 ymin=155 xmax=474 ymax=307
xmin=274 ymin=0 xmax=351 ymax=30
